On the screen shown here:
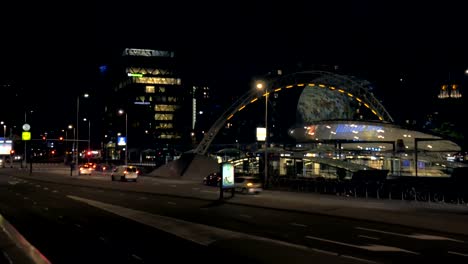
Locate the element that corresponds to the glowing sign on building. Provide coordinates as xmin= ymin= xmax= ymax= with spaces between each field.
xmin=123 ymin=48 xmax=174 ymax=58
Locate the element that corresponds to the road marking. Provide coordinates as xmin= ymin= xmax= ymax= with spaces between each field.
xmin=69 ymin=194 xmax=361 ymax=261
xmin=75 ymin=224 xmax=82 ymax=228
xmin=310 ymin=248 xmax=379 ymax=263
xmin=23 ymin=197 xmax=29 ymax=200
xmin=43 ymin=187 xmax=49 ymax=190
xmin=192 ymin=187 xmax=200 ymax=190
xmin=7 ymin=181 xmax=20 ymax=185
xmin=290 ymin=222 xmax=307 ymax=227
xmin=239 ymin=214 xmax=252 ymax=218
xmin=167 ymin=202 xmax=177 ymax=205
xmin=169 ymin=185 xmax=177 ymax=188
xmin=35 ymin=185 xmax=41 ymax=188
xmin=2 ymin=251 xmax=13 ymax=264
xmin=139 ymin=197 xmax=148 ymax=200
xmin=200 ymin=190 xmax=217 ymax=193
xmin=448 ymin=251 xmax=468 ymax=257
xmin=131 ymin=254 xmax=143 ymax=261
xmin=306 ymin=235 xmax=418 ymax=254
xmin=356 ymin=227 xmax=464 ymax=243
xmin=52 ymin=190 xmax=58 ymax=193
xmin=358 ymin=235 xmax=379 ymax=240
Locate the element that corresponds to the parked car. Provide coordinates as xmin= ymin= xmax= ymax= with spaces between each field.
xmin=203 ymin=172 xmax=221 ymax=186
xmin=234 ymin=176 xmax=262 ymax=194
xmin=110 ymin=165 xmax=139 ymax=182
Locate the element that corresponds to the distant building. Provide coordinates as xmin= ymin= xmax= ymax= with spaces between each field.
xmin=104 ymin=48 xmax=191 ymax=163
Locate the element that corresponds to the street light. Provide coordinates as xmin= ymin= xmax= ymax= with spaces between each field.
xmin=83 ymin=118 xmax=91 ymax=162
xmin=0 ymin=121 xmax=5 ymax=138
xmin=66 ymin=125 xmax=74 ymax=162
xmin=118 ymin=109 xmax=128 ymax=165
xmin=76 ymin=93 xmax=89 ymax=165
xmin=256 ymin=80 xmax=268 ymax=189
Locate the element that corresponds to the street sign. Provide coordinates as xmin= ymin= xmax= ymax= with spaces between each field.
xmin=22 ymin=123 xmax=31 ymax=131
xmin=22 ymin=132 xmax=31 ymax=141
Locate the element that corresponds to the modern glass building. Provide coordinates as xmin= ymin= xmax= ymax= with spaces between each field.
xmin=104 ymin=48 xmax=190 ymax=163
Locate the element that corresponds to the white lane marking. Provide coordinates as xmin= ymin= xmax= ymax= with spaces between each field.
xmin=15 ymin=193 xmax=20 ymax=196
xmin=167 ymin=202 xmax=177 ymax=205
xmin=23 ymin=197 xmax=29 ymax=200
xmin=341 ymin=255 xmax=380 ymax=264
xmin=32 ymin=201 xmax=37 ymax=205
xmin=7 ymin=181 xmax=20 ymax=185
xmin=192 ymin=187 xmax=200 ymax=190
xmin=169 ymin=185 xmax=177 ymax=188
xmin=44 ymin=208 xmax=49 ymax=211
xmin=2 ymin=251 xmax=13 ymax=264
xmin=448 ymin=251 xmax=468 ymax=257
xmin=306 ymin=235 xmax=418 ymax=255
xmin=53 ymin=190 xmax=58 ymax=193
xmin=290 ymin=222 xmax=307 ymax=228
xmin=239 ymin=214 xmax=252 ymax=219
xmin=75 ymin=224 xmax=82 ymax=228
xmin=356 ymin=227 xmax=464 ymax=243
xmin=358 ymin=235 xmax=380 ymax=240
xmin=35 ymin=185 xmax=41 ymax=188
xmin=43 ymin=187 xmax=49 ymax=190
xmin=131 ymin=254 xmax=143 ymax=261
xmin=200 ymin=190 xmax=217 ymax=194
xmin=139 ymin=197 xmax=148 ymax=200
xmin=67 ymin=195 xmax=340 ymax=257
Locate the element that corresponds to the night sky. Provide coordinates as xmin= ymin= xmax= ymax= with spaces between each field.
xmin=1 ymin=1 xmax=467 ymax=131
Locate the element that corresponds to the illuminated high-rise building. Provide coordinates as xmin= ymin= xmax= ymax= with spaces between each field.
xmin=104 ymin=48 xmax=190 ymax=162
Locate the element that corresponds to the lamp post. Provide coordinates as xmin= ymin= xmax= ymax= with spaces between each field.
xmin=256 ymin=81 xmax=268 ymax=189
xmin=75 ymin=93 xmax=89 ymax=165
xmin=118 ymin=109 xmax=128 ymax=165
xmin=1 ymin=121 xmax=5 ymax=138
xmin=66 ymin=125 xmax=73 ymax=162
xmin=83 ymin=118 xmax=91 ymax=162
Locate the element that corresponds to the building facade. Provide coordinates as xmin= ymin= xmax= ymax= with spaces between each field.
xmin=104 ymin=48 xmax=190 ymax=163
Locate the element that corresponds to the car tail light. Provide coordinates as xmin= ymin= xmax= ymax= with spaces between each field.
xmin=247 ymin=182 xmax=253 ymax=187
xmin=124 ymin=171 xmax=128 ymax=174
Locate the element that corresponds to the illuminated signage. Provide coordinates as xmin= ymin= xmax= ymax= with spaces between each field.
xmin=222 ymin=163 xmax=234 ymax=189
xmin=134 ymin=102 xmax=150 ymax=105
xmin=117 ymin=137 xmax=127 ymax=146
xmin=123 ymin=48 xmax=174 ymax=58
xmin=127 ymin=73 xmax=143 ymax=77
xmin=256 ymin=127 xmax=266 ymax=141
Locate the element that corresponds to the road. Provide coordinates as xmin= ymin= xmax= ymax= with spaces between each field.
xmin=0 ymin=168 xmax=468 ymax=263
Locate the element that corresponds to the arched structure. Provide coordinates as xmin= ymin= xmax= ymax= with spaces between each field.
xmin=193 ymin=70 xmax=394 ymax=155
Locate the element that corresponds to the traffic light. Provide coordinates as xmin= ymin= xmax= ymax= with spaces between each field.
xmin=10 ymin=150 xmax=14 ymax=155
xmin=42 ymin=136 xmax=46 ymax=141
xmin=59 ymin=136 xmax=64 ymax=141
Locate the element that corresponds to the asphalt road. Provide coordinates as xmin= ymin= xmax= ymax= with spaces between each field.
xmin=1 ymin=170 xmax=468 ymax=264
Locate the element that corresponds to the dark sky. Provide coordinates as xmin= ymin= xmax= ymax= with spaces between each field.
xmin=1 ymin=1 xmax=467 ymax=129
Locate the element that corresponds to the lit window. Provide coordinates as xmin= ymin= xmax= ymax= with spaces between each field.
xmin=146 ymin=86 xmax=155 ymax=93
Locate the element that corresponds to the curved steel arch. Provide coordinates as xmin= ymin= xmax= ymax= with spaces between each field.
xmin=193 ymin=70 xmax=394 ymax=155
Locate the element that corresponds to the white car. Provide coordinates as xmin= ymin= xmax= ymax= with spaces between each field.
xmin=234 ymin=176 xmax=262 ymax=194
xmin=110 ymin=165 xmax=139 ymax=182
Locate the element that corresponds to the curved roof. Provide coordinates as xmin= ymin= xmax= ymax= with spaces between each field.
xmin=289 ymin=120 xmax=461 ymax=152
